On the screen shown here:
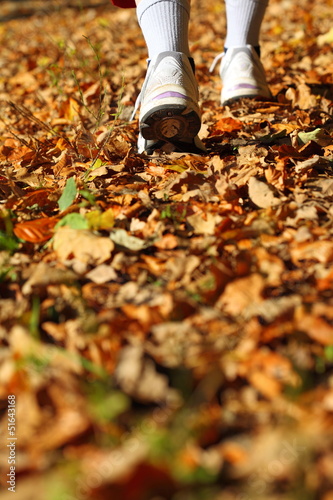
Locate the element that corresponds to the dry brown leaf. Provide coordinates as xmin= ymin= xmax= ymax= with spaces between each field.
xmin=294 ymin=155 xmax=330 ymax=174
xmin=285 ymin=83 xmax=318 ymax=109
xmin=322 ymin=492 xmax=333 ymax=500
xmin=217 ymin=273 xmax=265 ymax=316
xmin=187 ymin=211 xmax=220 ymax=235
xmin=248 ymin=176 xmax=282 ymax=208
xmin=212 ymin=117 xmax=243 ymax=134
xmin=246 ymin=295 xmax=301 ymax=323
xmin=81 ymin=440 xmax=149 ymax=486
xmin=222 ymin=441 xmax=248 ymax=464
xmin=2 ymin=2 xmax=333 ymax=498
xmin=53 ymin=227 xmax=114 ymax=266
xmin=248 ymin=371 xmax=282 ymax=398
xmin=297 ymin=315 xmax=333 ymax=345
xmin=115 ymin=345 xmax=179 ymax=403
xmin=85 ymin=264 xmax=117 ymax=284
xmin=154 ymin=233 xmax=178 ymax=249
xmin=52 ymin=149 xmax=70 ymax=176
xmin=22 ymin=262 xmax=77 ymax=295
xmin=75 ymin=125 xmax=99 ymax=158
xmin=290 ymin=240 xmax=333 ymax=265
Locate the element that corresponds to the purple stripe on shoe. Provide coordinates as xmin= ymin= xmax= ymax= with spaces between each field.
xmin=152 ymin=91 xmax=189 ymax=100
xmin=228 ymin=84 xmax=259 ymax=91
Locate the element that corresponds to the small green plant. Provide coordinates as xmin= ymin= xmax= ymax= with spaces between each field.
xmin=79 ymin=189 xmax=97 ymax=206
xmin=315 ymin=345 xmax=333 ymax=374
xmin=160 ymin=204 xmax=187 ymax=226
xmin=0 ymin=231 xmax=19 ymax=252
xmin=82 ymin=75 xmax=125 ymax=178
xmin=160 ymin=204 xmax=173 ymax=220
xmin=0 ymin=265 xmax=17 ymax=283
xmin=55 ymin=213 xmax=89 ymax=230
xmin=44 ymin=62 xmax=64 ymax=93
xmin=72 ymin=36 xmax=115 ymax=131
xmin=29 ymin=296 xmax=40 ymax=339
xmin=58 ymin=177 xmax=78 ymax=212
xmin=325 ymin=345 xmax=333 ymax=362
xmin=0 ymin=210 xmax=19 ymax=252
xmin=87 ymin=383 xmax=130 ymax=424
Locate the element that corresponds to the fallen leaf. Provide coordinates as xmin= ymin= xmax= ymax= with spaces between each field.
xmin=248 ymin=371 xmax=282 ymax=398
xmin=58 ymin=177 xmax=77 ymax=212
xmin=294 ymin=155 xmax=328 ymax=174
xmin=298 ymin=128 xmax=332 ymax=147
xmin=86 ymin=208 xmax=115 ymax=230
xmin=248 ymin=177 xmax=281 ymax=209
xmin=317 ymin=26 xmax=333 ymax=46
xmin=290 ymin=240 xmax=333 ymax=264
xmin=110 ymin=228 xmax=152 ymax=251
xmin=187 ymin=212 xmax=219 ymax=235
xmin=13 ymin=217 xmax=58 ymax=243
xmin=22 ymin=262 xmax=77 ymax=295
xmin=285 ymin=83 xmax=318 ymax=109
xmin=115 ymin=345 xmax=179 ymax=403
xmin=154 ymin=233 xmax=178 ymax=249
xmin=222 ymin=441 xmax=248 ymax=464
xmin=53 ymin=226 xmax=114 ymax=265
xmin=297 ymin=315 xmax=333 ymax=345
xmin=212 ymin=117 xmax=243 ymax=134
xmin=217 ymin=273 xmax=265 ymax=316
xmin=85 ymin=264 xmax=117 ymax=284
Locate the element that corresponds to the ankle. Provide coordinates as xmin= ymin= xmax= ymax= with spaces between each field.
xmin=224 ymin=45 xmax=261 ymax=57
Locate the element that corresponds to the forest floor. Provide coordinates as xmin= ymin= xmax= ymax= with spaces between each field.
xmin=1 ymin=1 xmax=333 ymax=499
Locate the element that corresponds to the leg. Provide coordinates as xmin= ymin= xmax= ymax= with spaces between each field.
xmin=225 ymin=0 xmax=268 ymax=50
xmin=136 ymin=0 xmax=191 ymax=59
xmin=134 ymin=0 xmax=205 ymax=154
xmin=212 ymin=0 xmax=272 ymax=104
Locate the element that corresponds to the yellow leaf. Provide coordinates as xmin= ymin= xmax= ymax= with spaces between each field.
xmin=165 ymin=164 xmax=188 ymax=173
xmin=86 ymin=208 xmax=114 ymax=230
xmin=317 ymin=26 xmax=333 ymax=46
xmin=63 ymin=97 xmax=80 ymax=121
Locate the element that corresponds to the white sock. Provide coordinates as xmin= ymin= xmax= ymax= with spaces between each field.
xmin=225 ymin=0 xmax=269 ymax=48
xmin=137 ymin=0 xmax=191 ymax=60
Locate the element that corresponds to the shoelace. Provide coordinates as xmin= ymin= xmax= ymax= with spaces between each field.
xmin=209 ymin=52 xmax=225 ymax=73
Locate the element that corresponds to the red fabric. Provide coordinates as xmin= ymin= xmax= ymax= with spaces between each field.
xmin=111 ymin=0 xmax=136 ymax=8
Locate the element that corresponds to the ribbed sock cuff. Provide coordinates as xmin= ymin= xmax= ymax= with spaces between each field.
xmin=137 ymin=0 xmax=190 ymax=24
xmin=137 ymin=0 xmax=191 ymax=59
xmin=225 ymin=0 xmax=268 ymax=47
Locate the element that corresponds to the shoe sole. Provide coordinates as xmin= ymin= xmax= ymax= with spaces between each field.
xmin=140 ymin=103 xmax=201 ymax=142
xmin=139 ymin=136 xmax=207 ymax=155
xmin=222 ymin=92 xmax=273 ymax=106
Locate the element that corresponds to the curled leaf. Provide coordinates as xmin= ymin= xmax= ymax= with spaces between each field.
xmin=248 ymin=177 xmax=281 ymax=209
xmin=14 ymin=217 xmax=57 ymax=243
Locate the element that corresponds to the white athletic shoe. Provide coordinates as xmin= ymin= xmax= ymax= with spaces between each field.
xmin=133 ymin=51 xmax=205 ymax=154
xmin=210 ymin=45 xmax=272 ymax=105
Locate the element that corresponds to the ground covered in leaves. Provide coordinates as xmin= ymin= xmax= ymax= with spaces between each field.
xmin=1 ymin=0 xmax=333 ymax=499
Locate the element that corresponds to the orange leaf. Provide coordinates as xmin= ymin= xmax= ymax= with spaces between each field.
xmin=18 ymin=189 xmax=57 ymax=210
xmin=13 ymin=217 xmax=57 ymax=243
xmin=222 ymin=441 xmax=248 ymax=464
xmin=154 ymin=233 xmax=178 ymax=250
xmin=249 ymin=371 xmax=282 ymax=399
xmin=290 ymin=240 xmax=333 ymax=265
xmin=297 ymin=315 xmax=333 ymax=346
xmin=213 ymin=117 xmax=243 ymax=134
